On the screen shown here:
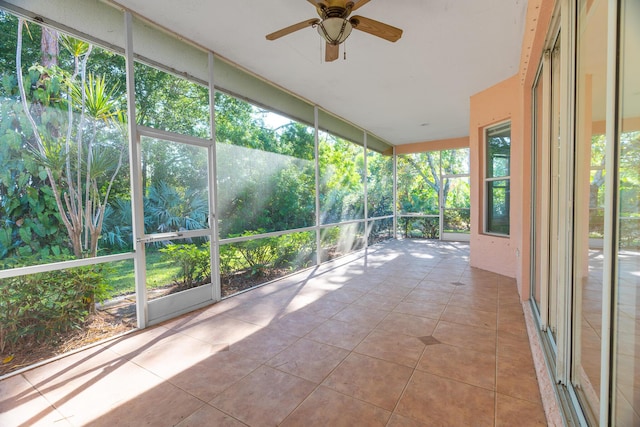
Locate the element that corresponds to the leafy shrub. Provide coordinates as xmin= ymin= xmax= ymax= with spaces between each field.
xmin=420 ymin=217 xmax=440 ymax=239
xmin=220 ymin=231 xmax=315 ymax=281
xmin=368 ymin=219 xmax=394 ymax=245
xmin=274 ymin=232 xmax=315 ymax=269
xmin=233 ymin=231 xmax=278 ymax=276
xmin=443 ymin=209 xmax=471 ymax=233
xmin=320 ymin=226 xmax=341 ymax=246
xmin=620 ymin=217 xmax=640 ymax=248
xmin=0 ymin=263 xmax=109 ymax=352
xmin=399 ymin=217 xmax=440 ymax=239
xmin=218 ymin=244 xmax=238 ymax=277
xmin=159 ymin=243 xmax=211 ymax=286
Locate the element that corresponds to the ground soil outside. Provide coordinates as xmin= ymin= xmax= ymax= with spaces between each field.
xmin=0 ymin=269 xmax=287 ymax=376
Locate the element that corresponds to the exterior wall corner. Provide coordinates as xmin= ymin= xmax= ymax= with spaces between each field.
xmin=469 ymin=74 xmax=523 ymax=281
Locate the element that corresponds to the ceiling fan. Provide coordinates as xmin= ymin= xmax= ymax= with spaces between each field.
xmin=266 ymin=0 xmax=403 ymax=62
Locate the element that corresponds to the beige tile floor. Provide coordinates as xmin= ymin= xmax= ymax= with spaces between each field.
xmin=0 ymin=239 xmax=547 ymax=426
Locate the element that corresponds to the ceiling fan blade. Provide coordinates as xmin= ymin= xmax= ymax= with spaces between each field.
xmin=350 ymin=15 xmax=403 ymax=42
xmin=266 ymin=18 xmax=320 ymax=40
xmin=325 ymin=42 xmax=339 ymax=62
xmin=350 ymin=0 xmax=371 ymax=12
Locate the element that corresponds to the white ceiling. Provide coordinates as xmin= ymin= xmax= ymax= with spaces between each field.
xmin=114 ymin=0 xmax=528 ymax=146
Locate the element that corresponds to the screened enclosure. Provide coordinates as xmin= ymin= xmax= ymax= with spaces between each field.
xmin=0 ymin=4 xmax=465 ymax=374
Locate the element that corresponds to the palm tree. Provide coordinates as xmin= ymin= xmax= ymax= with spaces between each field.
xmin=16 ymin=22 xmax=126 ymax=258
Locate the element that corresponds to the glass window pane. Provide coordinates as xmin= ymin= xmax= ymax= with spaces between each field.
xmin=486 ymin=125 xmax=511 ymax=178
xmin=615 ymin=1 xmax=640 ymax=422
xmin=486 ymin=180 xmax=510 ymax=235
xmin=485 ymin=123 xmax=510 ymax=236
xmin=491 ymin=156 xmax=510 ymax=178
xmin=547 ymin=34 xmax=562 ymax=343
xmin=532 ymin=64 xmax=545 ymax=310
xmin=572 ymin=0 xmax=608 ymax=420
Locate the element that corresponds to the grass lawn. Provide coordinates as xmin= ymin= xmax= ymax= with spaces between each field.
xmin=106 ymin=251 xmax=181 ymax=297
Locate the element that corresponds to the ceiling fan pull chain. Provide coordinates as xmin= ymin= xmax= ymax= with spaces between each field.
xmin=344 ymin=40 xmax=347 ymax=60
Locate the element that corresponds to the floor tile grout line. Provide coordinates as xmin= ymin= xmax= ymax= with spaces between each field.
xmin=130 ymin=345 xmax=265 ymax=411
xmin=275 ymin=309 xmax=397 ymax=425
xmin=198 ymin=401 xmax=249 ymax=426
xmin=21 ymin=372 xmax=72 ymax=424
xmin=6 ymin=241 xmax=547 ymax=426
xmin=386 ymin=325 xmax=434 ymax=426
xmin=281 ymin=263 xmax=435 ymax=426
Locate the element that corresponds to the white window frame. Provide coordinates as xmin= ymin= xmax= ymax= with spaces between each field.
xmin=483 ymin=120 xmax=512 ymax=236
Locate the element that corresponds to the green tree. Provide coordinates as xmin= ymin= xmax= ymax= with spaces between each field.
xmin=397 ymin=149 xmax=470 ymax=215
xmin=319 ymin=133 xmax=365 ymax=224
xmin=215 ymin=94 xmax=316 ymax=237
xmin=0 ymin=15 xmax=67 ymax=260
xmin=14 ymin=19 xmax=126 ymax=258
xmin=367 ymin=151 xmax=394 ymax=217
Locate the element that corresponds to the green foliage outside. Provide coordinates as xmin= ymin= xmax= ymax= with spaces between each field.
xmin=397 ymin=150 xmax=470 ymax=216
xmin=618 ymin=131 xmax=640 ymax=247
xmin=320 ymin=223 xmax=366 ymax=262
xmin=397 ymin=150 xmax=471 ymax=238
xmin=398 ymin=217 xmax=440 ymax=239
xmin=0 ymin=261 xmax=109 ymax=352
xmin=0 ymin=12 xmax=390 ymax=268
xmin=0 ymin=10 xmax=475 ymax=354
xmin=222 ymin=231 xmax=314 ymax=277
xmin=159 ymin=243 xmax=210 ymax=287
xmin=443 ymin=209 xmax=471 ymax=233
xmin=161 ymin=232 xmax=315 ymax=291
xmin=368 ymin=218 xmax=394 ymax=245
xmin=1 ymin=14 xmax=129 ymax=262
xmin=319 ymin=133 xmax=366 ymax=224
xmin=587 ymin=132 xmax=640 ymax=246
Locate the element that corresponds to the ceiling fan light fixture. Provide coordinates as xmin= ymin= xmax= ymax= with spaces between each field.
xmin=317 ymin=17 xmax=352 ymax=44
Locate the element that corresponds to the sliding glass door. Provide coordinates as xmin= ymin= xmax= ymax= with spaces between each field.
xmin=572 ymin=0 xmax=608 ymax=421
xmin=531 ymin=0 xmax=640 ymax=424
xmin=612 ymin=0 xmax=640 ymax=424
xmin=531 ymin=27 xmax=563 ymax=355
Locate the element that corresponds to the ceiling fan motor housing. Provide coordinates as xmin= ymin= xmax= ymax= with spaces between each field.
xmin=321 ymin=5 xmax=350 ymax=19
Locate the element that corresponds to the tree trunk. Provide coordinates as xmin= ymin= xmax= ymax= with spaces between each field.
xmin=40 ymin=27 xmax=59 ymax=67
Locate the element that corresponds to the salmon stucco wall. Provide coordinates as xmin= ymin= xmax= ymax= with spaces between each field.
xmin=469 ymin=75 xmax=523 ymax=281
xmin=467 ymin=0 xmax=554 ymax=299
